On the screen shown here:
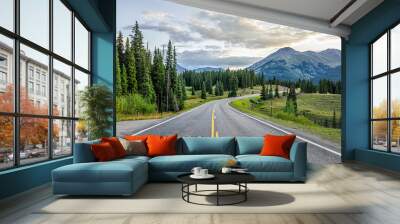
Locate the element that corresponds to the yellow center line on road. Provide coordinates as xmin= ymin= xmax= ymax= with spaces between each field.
xmin=211 ymin=109 xmax=215 ymax=137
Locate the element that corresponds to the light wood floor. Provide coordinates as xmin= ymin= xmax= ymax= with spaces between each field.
xmin=1 ymin=162 xmax=400 ymax=224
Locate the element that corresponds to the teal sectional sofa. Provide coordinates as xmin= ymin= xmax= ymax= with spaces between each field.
xmin=52 ymin=137 xmax=307 ymax=196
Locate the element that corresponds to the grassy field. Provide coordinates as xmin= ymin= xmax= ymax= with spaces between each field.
xmin=230 ymin=93 xmax=341 ymax=144
xmin=117 ymin=86 xmax=261 ymax=121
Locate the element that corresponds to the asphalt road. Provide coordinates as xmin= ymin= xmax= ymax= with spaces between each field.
xmin=117 ymin=97 xmax=341 ymax=164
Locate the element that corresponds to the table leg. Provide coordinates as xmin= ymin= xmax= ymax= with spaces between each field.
xmin=195 ymin=184 xmax=198 ymax=192
xmin=217 ymin=184 xmax=219 ymax=206
xmin=187 ymin=184 xmax=190 ymax=202
xmin=245 ymin=183 xmax=247 ymax=201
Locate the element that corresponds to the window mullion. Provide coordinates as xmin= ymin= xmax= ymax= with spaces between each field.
xmin=48 ymin=0 xmax=54 ymax=160
xmin=388 ymin=30 xmax=391 ymax=152
xmin=71 ymin=10 xmax=76 ymax=155
xmin=13 ymin=0 xmax=20 ymax=167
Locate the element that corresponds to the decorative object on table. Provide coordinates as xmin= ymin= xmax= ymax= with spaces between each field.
xmin=177 ymin=173 xmax=255 ymax=206
xmin=225 ymin=159 xmax=238 ymax=168
xmin=190 ymin=167 xmax=214 ymax=179
xmin=191 ymin=167 xmax=202 ymax=176
xmin=221 ymin=159 xmax=240 ymax=173
xmin=80 ymin=84 xmax=113 ymax=140
xmin=221 ymin=167 xmax=232 ymax=173
xmin=222 ymin=167 xmax=248 ymax=174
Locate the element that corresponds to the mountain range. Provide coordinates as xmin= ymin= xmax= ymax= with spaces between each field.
xmin=178 ymin=47 xmax=341 ymax=82
xmin=248 ymin=47 xmax=341 ymax=82
xmin=176 ymin=65 xmax=223 ymax=73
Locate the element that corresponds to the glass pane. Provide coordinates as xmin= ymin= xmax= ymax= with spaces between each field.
xmin=75 ymin=120 xmax=88 ymax=143
xmin=20 ymin=117 xmax=49 ymax=165
xmin=391 ymin=72 xmax=400 ymax=118
xmin=75 ymin=18 xmax=89 ymax=70
xmin=20 ymin=44 xmax=49 ymax=115
xmin=20 ymin=0 xmax=49 ymax=49
xmin=53 ymin=59 xmax=72 ymax=117
xmin=372 ymin=33 xmax=387 ymax=76
xmin=0 ymin=35 xmax=14 ymax=112
xmin=74 ymin=69 xmax=89 ymax=118
xmin=391 ymin=24 xmax=400 ymax=70
xmin=391 ymin=120 xmax=400 ymax=153
xmin=0 ymin=116 xmax=13 ymax=170
xmin=372 ymin=76 xmax=387 ymax=119
xmin=53 ymin=0 xmax=72 ymax=60
xmin=0 ymin=0 xmax=14 ymax=31
xmin=53 ymin=119 xmax=72 ymax=157
xmin=372 ymin=121 xmax=388 ymax=151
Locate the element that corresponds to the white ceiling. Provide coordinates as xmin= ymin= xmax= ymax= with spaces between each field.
xmin=227 ymin=0 xmax=352 ymax=22
xmin=167 ymin=0 xmax=384 ymax=38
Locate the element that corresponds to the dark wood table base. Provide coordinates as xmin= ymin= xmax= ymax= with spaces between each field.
xmin=181 ymin=183 xmax=249 ymax=206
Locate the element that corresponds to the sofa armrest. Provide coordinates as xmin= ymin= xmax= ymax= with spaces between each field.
xmin=73 ymin=140 xmax=100 ymax=163
xmin=289 ymin=142 xmax=307 ymax=181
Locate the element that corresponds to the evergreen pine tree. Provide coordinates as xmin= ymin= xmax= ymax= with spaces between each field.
xmin=141 ymin=49 xmax=156 ymax=102
xmin=132 ymin=21 xmax=146 ymax=95
xmin=115 ymin=50 xmax=122 ymax=96
xmin=171 ymin=46 xmax=178 ymax=93
xmin=201 ymin=82 xmax=207 ymax=99
xmin=268 ymin=84 xmax=273 ymax=99
xmin=121 ymin=64 xmax=128 ymax=95
xmin=164 ymin=41 xmax=174 ymax=111
xmin=219 ymin=81 xmax=224 ymax=96
xmin=181 ymin=78 xmax=187 ymax=101
xmin=207 ymin=76 xmax=213 ymax=95
xmin=191 ymin=86 xmax=195 ymax=96
xmin=176 ymin=78 xmax=185 ymax=110
xmin=228 ymin=76 xmax=238 ymax=97
xmin=124 ymin=38 xmax=137 ymax=94
xmin=285 ymin=85 xmax=298 ymax=115
xmin=151 ymin=48 xmax=165 ymax=111
xmin=116 ymin=31 xmax=125 ymax=66
xmin=261 ymin=83 xmax=266 ymax=100
xmin=332 ymin=109 xmax=337 ymax=128
xmin=275 ymin=84 xmax=280 ymax=98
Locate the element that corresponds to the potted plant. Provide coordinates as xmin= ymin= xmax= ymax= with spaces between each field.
xmin=80 ymin=84 xmax=113 ymax=140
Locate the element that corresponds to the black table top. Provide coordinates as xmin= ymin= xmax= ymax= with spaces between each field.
xmin=177 ymin=172 xmax=255 ymax=185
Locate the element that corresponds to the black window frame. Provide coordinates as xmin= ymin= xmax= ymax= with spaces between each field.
xmin=0 ymin=0 xmax=92 ymax=171
xmin=370 ymin=21 xmax=400 ymax=153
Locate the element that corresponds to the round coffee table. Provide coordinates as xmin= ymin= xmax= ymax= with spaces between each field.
xmin=177 ymin=173 xmax=255 ymax=206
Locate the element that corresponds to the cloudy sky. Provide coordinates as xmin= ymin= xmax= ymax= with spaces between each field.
xmin=117 ymin=0 xmax=341 ymax=69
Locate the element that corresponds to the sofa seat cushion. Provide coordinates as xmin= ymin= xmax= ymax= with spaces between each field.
xmin=53 ymin=159 xmax=147 ymax=183
xmin=117 ymin=155 xmax=150 ymax=162
xmin=149 ymin=155 xmax=235 ymax=172
xmin=236 ymin=155 xmax=293 ymax=172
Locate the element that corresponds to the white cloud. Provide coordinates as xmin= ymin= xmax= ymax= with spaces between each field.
xmin=123 ymin=8 xmax=340 ymax=68
xmin=178 ymin=49 xmax=261 ymax=68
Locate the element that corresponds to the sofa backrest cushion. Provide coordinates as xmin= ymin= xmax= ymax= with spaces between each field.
xmin=236 ymin=137 xmax=264 ymax=155
xmin=73 ymin=140 xmax=100 ymax=163
xmin=180 ymin=137 xmax=235 ymax=155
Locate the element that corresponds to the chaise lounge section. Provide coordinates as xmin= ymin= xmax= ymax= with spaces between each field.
xmin=52 ymin=136 xmax=307 ymax=196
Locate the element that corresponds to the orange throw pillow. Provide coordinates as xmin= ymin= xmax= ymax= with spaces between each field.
xmin=91 ymin=142 xmax=117 ymax=162
xmin=101 ymin=137 xmax=127 ymax=158
xmin=146 ymin=135 xmax=177 ymax=157
xmin=260 ymin=134 xmax=296 ymax=159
